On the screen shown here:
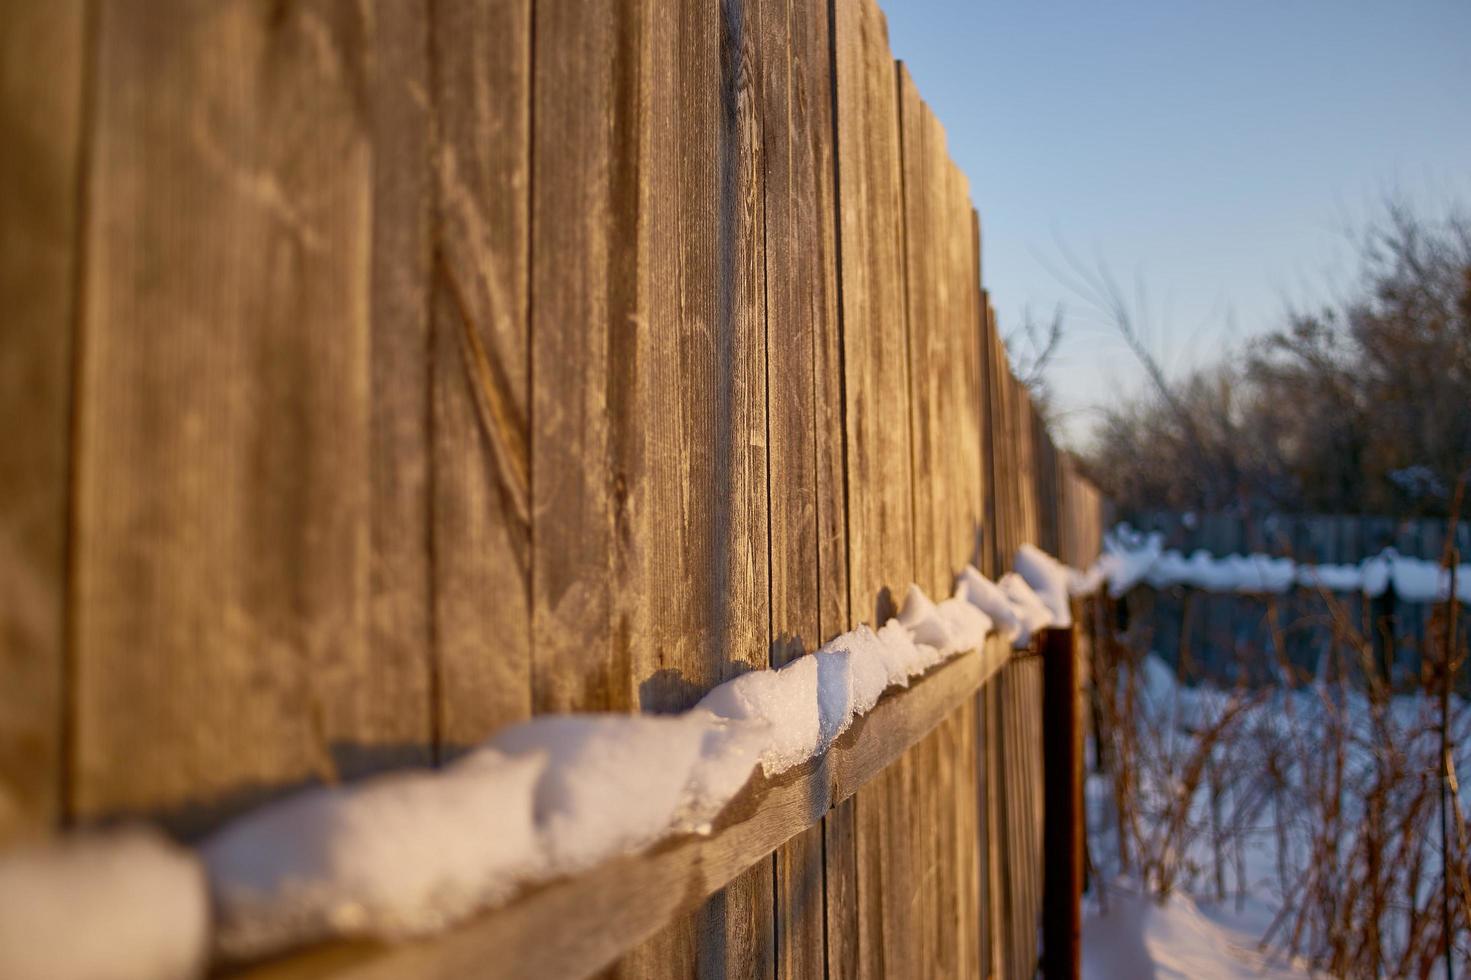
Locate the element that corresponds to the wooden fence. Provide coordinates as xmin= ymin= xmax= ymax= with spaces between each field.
xmin=1123 ymin=510 xmax=1469 ymax=683
xmin=0 ymin=0 xmax=1105 ymax=977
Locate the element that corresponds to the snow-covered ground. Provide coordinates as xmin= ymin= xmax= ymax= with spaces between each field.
xmin=1084 ymin=882 xmax=1308 ymax=980
xmin=1084 ymin=648 xmax=1471 ymax=977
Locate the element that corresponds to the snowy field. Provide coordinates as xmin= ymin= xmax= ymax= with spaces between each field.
xmin=1083 ymin=650 xmax=1471 ymax=978
xmin=1083 ymin=883 xmax=1307 ymax=979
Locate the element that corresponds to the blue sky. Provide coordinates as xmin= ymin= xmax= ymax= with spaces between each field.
xmin=882 ymin=1 xmax=1471 ymax=447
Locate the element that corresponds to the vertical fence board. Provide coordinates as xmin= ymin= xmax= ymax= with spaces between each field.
xmin=430 ymin=0 xmax=533 ymax=750
xmin=73 ymin=0 xmax=411 ymax=831
xmin=0 ymin=0 xmax=85 ymax=844
xmin=941 ymin=156 xmax=984 ymax=980
xmin=896 ymin=66 xmax=942 ymax=978
xmin=366 ymin=0 xmax=436 ymax=774
xmin=832 ymin=0 xmax=911 ymax=631
xmin=898 ymin=72 xmax=987 ymax=978
xmin=529 ymin=0 xmax=652 ymax=725
xmin=832 ymin=1 xmax=915 ymax=975
xmin=613 ymin=1 xmax=774 ymax=975
xmin=967 ymin=215 xmax=994 ymax=979
xmin=758 ymin=0 xmax=844 ymax=973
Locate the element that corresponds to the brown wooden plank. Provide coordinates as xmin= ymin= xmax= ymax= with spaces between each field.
xmin=985 ymin=307 xmax=1016 ymax=573
xmin=832 ymin=1 xmax=915 ymax=976
xmin=1020 ymin=654 xmax=1047 ymax=976
xmin=1016 ymin=387 xmax=1039 ymax=547
xmin=898 ymin=69 xmax=982 ymax=594
xmin=231 ymin=639 xmax=1009 ymax=980
xmin=365 ymin=0 xmax=436 ymax=776
xmin=978 ymin=290 xmax=1000 ymax=580
xmin=969 ymin=225 xmax=990 ymax=580
xmin=611 ymin=1 xmax=773 ymax=974
xmin=0 ymin=0 xmax=85 ymax=844
xmin=984 ymin=676 xmax=1009 ymax=979
xmin=755 ymin=0 xmax=844 ymax=973
xmin=833 ymin=0 xmax=912 ymax=630
xmin=955 ymin=184 xmax=989 ymax=980
xmin=951 ymin=699 xmax=984 ymax=980
xmin=896 ymin=71 xmax=988 ymax=979
xmin=430 ymin=0 xmax=533 ymax=750
xmin=530 ymin=0 xmax=644 ymax=720
xmin=72 ymin=0 xmax=418 ymax=834
xmin=824 ymin=788 xmax=861 ymax=980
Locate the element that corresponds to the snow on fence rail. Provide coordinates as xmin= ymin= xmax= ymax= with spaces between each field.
xmin=2 ymin=559 xmax=1090 ymax=979
xmin=1092 ymin=522 xmax=1471 ymax=682
xmin=1 ymin=0 xmax=1107 ymax=978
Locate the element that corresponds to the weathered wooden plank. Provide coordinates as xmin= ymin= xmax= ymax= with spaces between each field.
xmin=1016 ymin=387 xmax=1039 ymax=547
xmin=530 ymin=0 xmax=644 ymax=719
xmin=611 ymin=1 xmax=773 ymax=974
xmin=824 ymin=785 xmax=861 ymax=980
xmin=984 ymin=676 xmax=1009 ymax=979
xmin=952 ymin=699 xmax=984 ymax=979
xmin=619 ymin=0 xmax=771 ymax=719
xmin=998 ymin=661 xmax=1024 ymax=973
xmin=969 ymin=223 xmax=997 ymax=980
xmin=833 ymin=1 xmax=916 ymax=976
xmin=978 ymin=292 xmax=999 ymax=579
xmin=1019 ymin=654 xmax=1047 ymax=976
xmin=944 ymin=155 xmax=986 ymax=980
xmin=894 ymin=66 xmax=940 ymax=979
xmin=985 ymin=307 xmax=1017 ymax=572
xmin=899 ymin=75 xmax=985 ymax=598
xmin=72 ymin=0 xmax=409 ymax=833
xmin=833 ymin=0 xmax=911 ymax=630
xmin=897 ymin=64 xmax=942 ymax=593
xmin=365 ymin=0 xmax=436 ymax=774
xmin=0 ymin=0 xmax=85 ymax=844
xmin=756 ymin=0 xmax=844 ymax=973
xmin=896 ymin=72 xmax=988 ymax=979
xmin=232 ymin=639 xmax=1009 ymax=980
xmin=956 ymin=202 xmax=987 ymax=576
xmin=430 ymin=0 xmax=532 ymax=750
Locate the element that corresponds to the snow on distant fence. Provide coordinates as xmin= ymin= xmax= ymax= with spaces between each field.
xmin=0 ymin=0 xmax=1108 ymax=978
xmin=1102 ymin=517 xmax=1471 ymax=682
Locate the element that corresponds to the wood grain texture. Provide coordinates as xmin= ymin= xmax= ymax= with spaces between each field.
xmin=430 ymin=0 xmax=532 ymax=749
xmin=756 ymin=0 xmax=844 ymax=973
xmin=977 ymin=291 xmax=1000 ymax=580
xmin=72 ymin=0 xmax=397 ymax=832
xmin=995 ymin=652 xmax=1046 ymax=978
xmin=984 ymin=677 xmax=1008 ymax=979
xmin=365 ymin=0 xmax=435 ymax=773
xmin=530 ymin=0 xmax=644 ymax=718
xmin=832 ymin=1 xmax=915 ymax=977
xmin=0 ymin=0 xmax=86 ymax=843
xmin=233 ymin=640 xmax=1009 ymax=980
xmin=894 ymin=67 xmax=986 ymax=979
xmin=832 ymin=0 xmax=911 ymax=631
xmin=984 ymin=306 xmax=1015 ymax=574
xmin=897 ymin=67 xmax=953 ymax=596
xmin=612 ymin=1 xmax=773 ymax=974
xmin=1015 ymin=387 xmax=1039 ymax=548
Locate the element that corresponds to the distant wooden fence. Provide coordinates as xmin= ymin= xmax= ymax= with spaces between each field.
xmin=1124 ymin=510 xmax=1469 ymax=682
xmin=1 ymin=1 xmax=1104 ymax=977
